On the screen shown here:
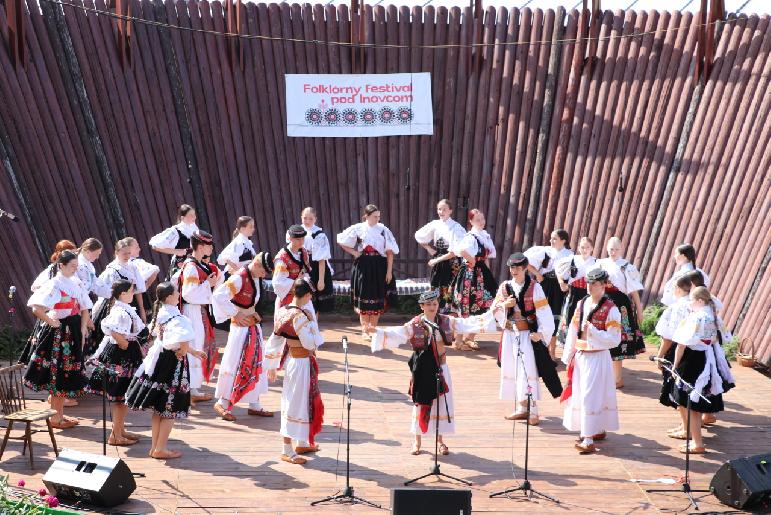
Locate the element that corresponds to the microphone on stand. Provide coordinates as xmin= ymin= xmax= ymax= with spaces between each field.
xmin=342 ymin=336 xmax=348 ymax=351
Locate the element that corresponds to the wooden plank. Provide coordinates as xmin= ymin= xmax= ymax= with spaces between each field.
xmin=245 ymin=3 xmax=286 ymax=247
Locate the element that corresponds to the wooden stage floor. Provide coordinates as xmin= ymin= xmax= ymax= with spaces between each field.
xmin=2 ymin=320 xmax=770 ymax=514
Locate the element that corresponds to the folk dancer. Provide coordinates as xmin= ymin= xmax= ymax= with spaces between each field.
xmin=288 ymin=207 xmax=335 ymax=313
xmin=448 ymin=208 xmax=498 ymax=350
xmin=524 ymin=229 xmax=574 ymax=359
xmin=367 ymin=289 xmax=497 ymax=455
xmin=414 ymin=199 xmax=466 ymax=312
xmin=491 ymin=253 xmax=561 ymax=426
xmin=555 ymin=237 xmax=596 ymax=352
xmin=178 ymin=230 xmax=223 ymax=402
xmin=87 ymin=280 xmax=146 ymax=446
xmin=126 ymin=282 xmax=206 ymax=459
xmin=265 ymin=279 xmax=325 ymax=465
xmin=23 ymin=250 xmax=92 ymax=429
xmin=149 ymin=204 xmax=199 ymax=280
xmin=668 ymin=286 xmax=734 ymax=454
xmin=337 ymin=204 xmax=399 ymax=340
xmin=560 ymin=268 xmax=621 ymax=454
xmin=212 ymin=252 xmax=275 ymax=421
xmin=597 ymin=237 xmax=646 ymax=388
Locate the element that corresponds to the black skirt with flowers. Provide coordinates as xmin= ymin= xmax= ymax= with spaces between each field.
xmin=125 ymin=349 xmax=191 ymax=419
xmin=449 ymin=258 xmax=497 ymax=317
xmin=23 ymin=314 xmax=88 ymax=398
xmin=350 ymin=252 xmax=397 ymax=315
xmin=87 ymin=339 xmax=145 ymax=402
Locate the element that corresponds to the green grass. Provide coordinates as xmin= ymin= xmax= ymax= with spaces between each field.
xmin=0 ymin=327 xmax=28 ymax=364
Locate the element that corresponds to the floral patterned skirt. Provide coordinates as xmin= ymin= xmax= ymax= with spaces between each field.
xmin=125 ymin=349 xmax=191 ymax=419
xmin=449 ymin=261 xmax=498 ymax=318
xmin=23 ymin=315 xmax=87 ymax=398
xmin=605 ymin=290 xmax=645 ymax=360
xmin=87 ymin=339 xmax=144 ymax=402
xmin=430 ymin=254 xmax=462 ymax=313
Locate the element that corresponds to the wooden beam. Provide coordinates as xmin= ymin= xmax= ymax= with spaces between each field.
xmin=115 ymin=0 xmax=131 ymax=68
xmin=7 ymin=0 xmax=26 ymax=69
xmin=226 ymin=0 xmax=243 ymax=70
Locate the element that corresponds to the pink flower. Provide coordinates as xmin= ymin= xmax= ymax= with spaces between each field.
xmin=45 ymin=495 xmax=60 ymax=508
xmin=16 ymin=479 xmax=25 ymax=487
xmin=38 ymin=487 xmax=48 ymax=496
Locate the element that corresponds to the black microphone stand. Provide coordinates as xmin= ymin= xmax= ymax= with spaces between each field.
xmin=405 ymin=322 xmax=471 ymax=487
xmin=311 ymin=337 xmax=381 ymax=508
xmin=646 ymin=358 xmax=710 ymax=511
xmin=6 ymin=286 xmax=17 ymax=367
xmin=490 ymin=338 xmax=558 ymax=503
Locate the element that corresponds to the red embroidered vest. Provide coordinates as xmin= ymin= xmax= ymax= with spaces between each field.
xmin=275 ymin=248 xmax=311 ymax=306
xmin=408 ymin=315 xmax=454 ymax=351
xmin=505 ymin=279 xmax=536 ymax=323
xmin=231 ymin=267 xmax=257 ymax=309
xmin=576 ymin=296 xmax=615 ymax=337
xmin=273 ymin=307 xmax=304 ymax=340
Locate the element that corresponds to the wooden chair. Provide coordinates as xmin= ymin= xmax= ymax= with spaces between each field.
xmin=0 ymin=363 xmax=59 ymax=468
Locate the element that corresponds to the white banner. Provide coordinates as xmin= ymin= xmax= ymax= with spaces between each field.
xmin=286 ymin=73 xmax=433 ymax=138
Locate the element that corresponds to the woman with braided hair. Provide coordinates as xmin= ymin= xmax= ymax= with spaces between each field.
xmin=125 ymin=282 xmax=205 ymax=459
xmin=668 ymin=286 xmax=735 ymax=454
xmin=87 ymin=280 xmax=146 ymax=446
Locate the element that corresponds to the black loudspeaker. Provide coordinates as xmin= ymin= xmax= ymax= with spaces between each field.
xmin=391 ymin=487 xmax=472 ymax=515
xmin=710 ymin=453 xmax=771 ymax=511
xmin=43 ymin=449 xmax=136 ymax=507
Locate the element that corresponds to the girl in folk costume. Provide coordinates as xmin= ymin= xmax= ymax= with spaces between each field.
xmin=555 ymin=237 xmax=597 ymax=351
xmin=448 ymin=208 xmax=498 ymax=351
xmin=30 ymin=240 xmax=77 ymax=292
xmin=21 ymin=240 xmax=78 ymax=409
xmin=212 ymin=252 xmax=274 ymax=421
xmin=274 ymin=225 xmax=317 ymax=319
xmin=287 ymin=207 xmax=335 ymax=313
xmin=661 ymin=244 xmax=710 ymax=307
xmin=491 ymin=253 xmax=562 ymax=426
xmin=178 ymin=230 xmax=223 ymax=402
xmin=668 ymin=286 xmax=735 ymax=454
xmin=597 ymin=237 xmax=645 ymax=389
xmin=87 ymin=280 xmax=146 ymax=446
xmin=655 ymin=275 xmax=693 ymax=418
xmin=76 ymin=238 xmax=109 ymax=298
xmin=366 ymin=289 xmax=497 ymax=455
xmin=524 ymin=229 xmax=574 ymax=359
xmin=24 ymin=250 xmax=93 ymax=429
xmin=415 ymin=199 xmax=466 ymax=313
xmin=87 ymin=238 xmax=147 ymax=358
xmin=683 ymin=269 xmax=723 ymax=312
xmin=18 ymin=240 xmax=78 ymax=368
xmin=218 ymin=216 xmax=256 ymax=275
xmin=265 ymin=280 xmax=325 ymax=465
xmin=337 ymin=204 xmax=399 ymax=340
xmin=125 ymin=282 xmax=206 ymax=460
xmin=149 ymin=204 xmax=199 ymax=280
xmin=128 ymin=237 xmax=160 ymax=314
xmin=560 ymin=268 xmax=621 ymax=454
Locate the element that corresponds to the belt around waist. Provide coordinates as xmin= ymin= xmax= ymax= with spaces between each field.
xmin=288 ymin=347 xmax=311 ymax=358
xmin=505 ymin=320 xmax=531 ymax=331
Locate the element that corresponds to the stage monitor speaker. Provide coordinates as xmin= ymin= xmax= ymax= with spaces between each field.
xmin=391 ymin=487 xmax=472 ymax=515
xmin=710 ymin=452 xmax=771 ymax=511
xmin=43 ymin=448 xmax=136 ymax=507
